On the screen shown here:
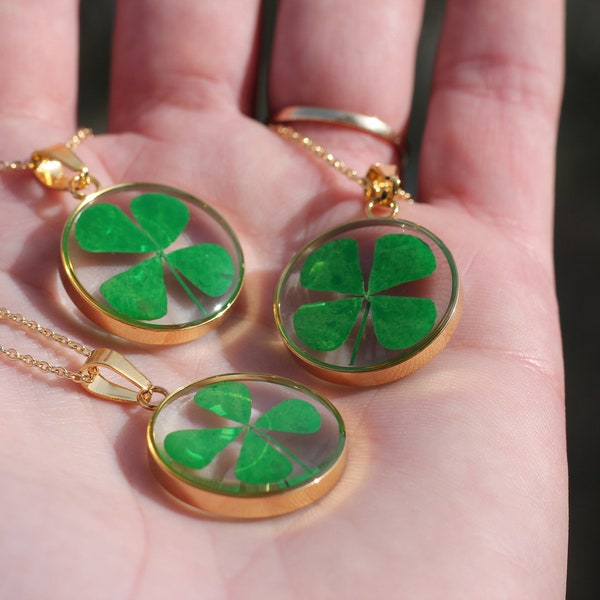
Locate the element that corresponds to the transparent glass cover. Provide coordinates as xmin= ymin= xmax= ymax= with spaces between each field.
xmin=61 ymin=183 xmax=243 ymax=342
xmin=275 ymin=219 xmax=460 ymax=376
xmin=149 ymin=374 xmax=346 ymax=497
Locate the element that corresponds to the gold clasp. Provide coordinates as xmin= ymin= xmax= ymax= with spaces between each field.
xmin=30 ymin=144 xmax=100 ymax=199
xmin=364 ymin=163 xmax=413 ymax=218
xmin=79 ymin=348 xmax=168 ymax=410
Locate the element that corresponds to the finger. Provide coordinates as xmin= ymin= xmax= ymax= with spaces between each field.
xmin=269 ymin=0 xmax=425 ymax=167
xmin=0 ymin=0 xmax=78 ymax=137
xmin=109 ymin=0 xmax=263 ymax=136
xmin=419 ymin=0 xmax=564 ymax=237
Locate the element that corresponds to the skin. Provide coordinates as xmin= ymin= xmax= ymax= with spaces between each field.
xmin=0 ymin=0 xmax=566 ymax=598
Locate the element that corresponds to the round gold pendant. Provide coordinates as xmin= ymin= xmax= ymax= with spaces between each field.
xmin=60 ymin=183 xmax=244 ymax=344
xmin=148 ymin=373 xmax=346 ymax=518
xmin=274 ymin=219 xmax=462 ymax=386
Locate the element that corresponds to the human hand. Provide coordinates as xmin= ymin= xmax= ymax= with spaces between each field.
xmin=0 ymin=0 xmax=566 ymax=598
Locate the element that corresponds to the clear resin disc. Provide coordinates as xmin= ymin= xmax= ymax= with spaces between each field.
xmin=61 ymin=183 xmax=244 ymax=344
xmin=274 ymin=219 xmax=461 ymax=385
xmin=148 ymin=374 xmax=346 ymax=517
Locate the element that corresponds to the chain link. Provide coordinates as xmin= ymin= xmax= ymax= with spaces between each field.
xmin=66 ymin=128 xmax=94 ymax=149
xmin=271 ymin=124 xmax=414 ymax=210
xmin=0 ymin=128 xmax=93 ymax=175
xmin=271 ymin=124 xmax=368 ymax=187
xmin=0 ymin=159 xmax=33 ymax=173
xmin=0 ymin=308 xmax=93 ymax=384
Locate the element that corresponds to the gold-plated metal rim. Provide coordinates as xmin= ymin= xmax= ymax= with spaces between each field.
xmin=270 ymin=106 xmax=402 ymax=147
xmin=60 ymin=182 xmax=244 ymax=345
xmin=273 ymin=219 xmax=462 ymax=386
xmin=147 ymin=374 xmax=347 ymax=518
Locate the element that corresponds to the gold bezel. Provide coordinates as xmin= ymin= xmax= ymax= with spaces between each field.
xmin=147 ymin=374 xmax=347 ymax=518
xmin=273 ymin=219 xmax=462 ymax=386
xmin=60 ymin=182 xmax=244 ymax=345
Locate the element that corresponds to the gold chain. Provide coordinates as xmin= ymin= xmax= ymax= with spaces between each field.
xmin=0 ymin=308 xmax=93 ymax=384
xmin=271 ymin=124 xmax=413 ymax=215
xmin=65 ymin=128 xmax=94 ymax=149
xmin=0 ymin=308 xmax=167 ymax=409
xmin=0 ymin=130 xmax=94 ymax=382
xmin=271 ymin=124 xmax=368 ymax=186
xmin=0 ymin=128 xmax=93 ymax=175
xmin=0 ymin=159 xmax=31 ymax=173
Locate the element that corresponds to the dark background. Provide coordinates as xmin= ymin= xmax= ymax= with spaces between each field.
xmin=78 ymin=1 xmax=599 ymax=597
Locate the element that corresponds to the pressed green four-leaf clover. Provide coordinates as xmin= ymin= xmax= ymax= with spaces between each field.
xmin=294 ymin=234 xmax=437 ymax=365
xmin=75 ymin=193 xmax=235 ymax=321
xmin=164 ymin=381 xmax=322 ymax=486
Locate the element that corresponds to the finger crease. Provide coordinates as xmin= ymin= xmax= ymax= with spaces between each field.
xmin=433 ymin=53 xmax=559 ymax=119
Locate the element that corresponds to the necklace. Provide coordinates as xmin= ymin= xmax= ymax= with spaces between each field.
xmin=270 ymin=121 xmax=462 ymax=386
xmin=1 ymin=131 xmax=244 ymax=345
xmin=0 ymin=307 xmax=346 ymax=518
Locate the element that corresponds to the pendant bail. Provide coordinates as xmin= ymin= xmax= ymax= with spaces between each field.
xmin=364 ymin=163 xmax=413 ymax=218
xmin=30 ymin=144 xmax=100 ymax=198
xmin=79 ymin=348 xmax=165 ymax=409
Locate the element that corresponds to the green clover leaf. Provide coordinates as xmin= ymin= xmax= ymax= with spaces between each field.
xmin=75 ymin=193 xmax=235 ymax=321
xmin=163 ymin=381 xmax=322 ymax=486
xmin=294 ymin=234 xmax=437 ymax=365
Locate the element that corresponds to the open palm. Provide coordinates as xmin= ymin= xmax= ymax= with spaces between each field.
xmin=0 ymin=1 xmax=566 ymax=598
